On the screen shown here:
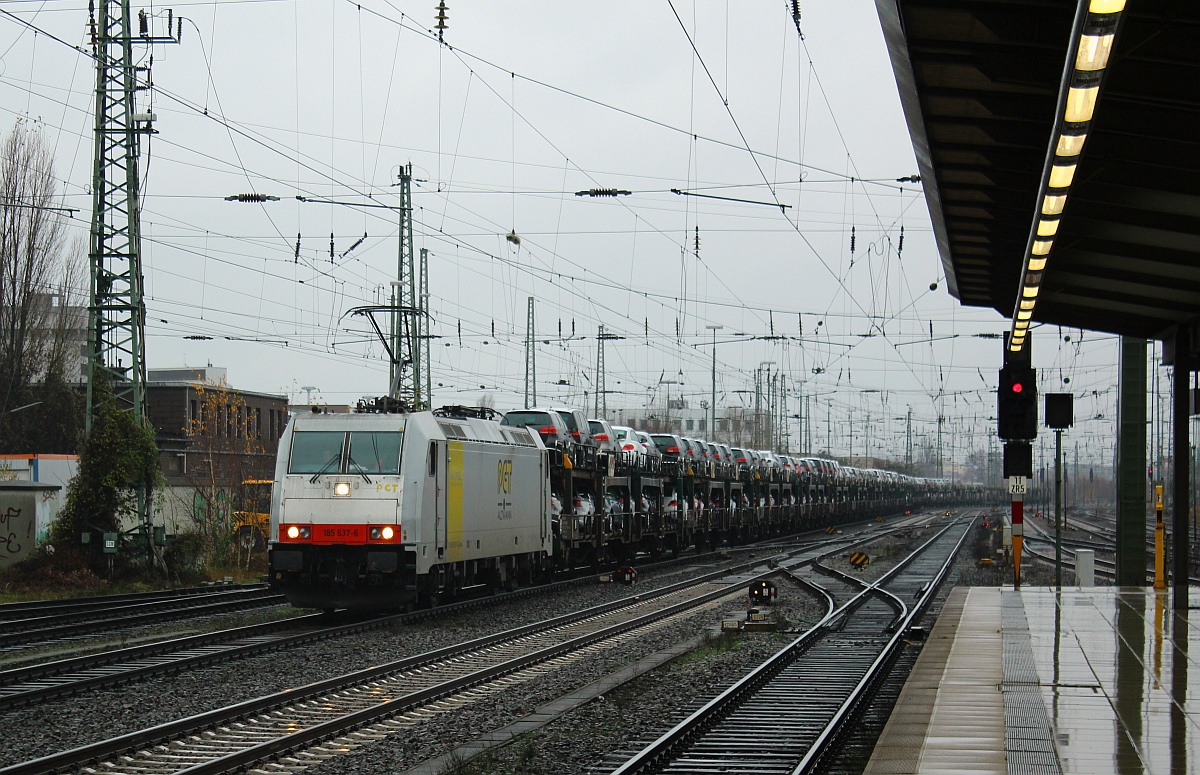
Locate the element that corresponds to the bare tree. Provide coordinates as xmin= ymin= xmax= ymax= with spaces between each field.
xmin=0 ymin=119 xmax=84 ymax=452
xmin=177 ymin=378 xmax=270 ymax=567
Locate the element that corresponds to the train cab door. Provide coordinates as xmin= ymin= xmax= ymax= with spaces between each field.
xmin=431 ymin=439 xmax=448 ymax=560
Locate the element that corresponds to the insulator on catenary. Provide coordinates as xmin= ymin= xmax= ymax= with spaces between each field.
xmin=294 ymin=233 xmax=300 ymax=263
xmin=225 ymin=193 xmax=279 ymax=202
xmin=850 ymin=226 xmax=856 ymax=254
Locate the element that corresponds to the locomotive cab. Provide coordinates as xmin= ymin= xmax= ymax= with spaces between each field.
xmin=269 ymin=407 xmax=553 ymax=610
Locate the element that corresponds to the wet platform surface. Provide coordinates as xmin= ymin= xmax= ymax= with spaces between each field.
xmin=865 ymin=586 xmax=1199 ymax=775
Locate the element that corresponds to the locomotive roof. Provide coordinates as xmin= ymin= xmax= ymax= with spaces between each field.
xmin=290 ymin=410 xmax=543 ymax=448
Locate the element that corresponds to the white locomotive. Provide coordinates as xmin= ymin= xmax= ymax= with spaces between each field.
xmin=269 ymin=406 xmax=553 ymax=610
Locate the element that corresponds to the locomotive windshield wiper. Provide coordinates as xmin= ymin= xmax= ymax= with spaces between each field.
xmin=309 ymin=452 xmax=342 ymax=483
xmin=347 ymin=457 xmax=373 ymax=484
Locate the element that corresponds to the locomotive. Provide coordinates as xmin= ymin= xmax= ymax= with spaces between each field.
xmin=268 ymin=402 xmax=991 ymax=610
xmin=269 ymin=405 xmax=552 ymax=610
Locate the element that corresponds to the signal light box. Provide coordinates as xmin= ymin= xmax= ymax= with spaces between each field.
xmin=998 ymin=365 xmax=1038 ymax=440
xmin=1045 ymin=393 xmax=1074 ymax=430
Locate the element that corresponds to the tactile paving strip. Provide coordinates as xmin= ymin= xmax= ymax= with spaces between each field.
xmin=1001 ymin=593 xmax=1062 ymax=775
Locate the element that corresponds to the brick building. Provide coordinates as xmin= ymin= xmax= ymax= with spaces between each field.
xmin=145 ymin=368 xmax=287 ymax=534
xmin=146 ymin=367 xmax=288 ymax=482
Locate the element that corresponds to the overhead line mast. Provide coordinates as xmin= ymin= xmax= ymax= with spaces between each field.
xmin=87 ymin=1 xmax=180 ymax=556
xmin=87 ymin=1 xmax=178 ymax=426
xmin=388 ymin=163 xmax=426 ymax=410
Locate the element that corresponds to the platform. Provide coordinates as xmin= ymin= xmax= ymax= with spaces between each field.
xmin=865 ymin=586 xmax=1199 ymax=775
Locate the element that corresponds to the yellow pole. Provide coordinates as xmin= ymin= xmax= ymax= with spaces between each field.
xmin=1155 ymin=484 xmax=1165 ymax=590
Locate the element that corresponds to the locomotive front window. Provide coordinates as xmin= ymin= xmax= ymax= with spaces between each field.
xmin=348 ymin=431 xmax=403 ymax=475
xmin=289 ymin=431 xmax=347 ymax=474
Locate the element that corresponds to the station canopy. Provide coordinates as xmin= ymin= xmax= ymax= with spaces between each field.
xmin=876 ymin=0 xmax=1200 ymax=342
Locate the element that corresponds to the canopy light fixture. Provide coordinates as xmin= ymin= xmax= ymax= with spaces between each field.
xmin=1056 ymin=133 xmax=1087 ymax=156
xmin=1042 ymin=194 xmax=1067 ymax=215
xmin=1010 ymin=0 xmax=1125 ymax=352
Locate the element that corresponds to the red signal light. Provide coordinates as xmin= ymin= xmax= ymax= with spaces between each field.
xmin=1012 ymin=382 xmax=1024 ymax=393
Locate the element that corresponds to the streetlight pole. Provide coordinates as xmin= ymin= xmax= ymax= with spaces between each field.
xmin=707 ymin=325 xmax=722 ymax=437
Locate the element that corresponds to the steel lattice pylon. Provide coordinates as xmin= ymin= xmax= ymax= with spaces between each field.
xmin=87 ymin=1 xmax=178 ymax=563
xmin=87 ymin=2 xmax=177 ymax=424
xmin=87 ymin=0 xmax=147 ymax=426
xmin=388 ymin=163 xmax=425 ymax=409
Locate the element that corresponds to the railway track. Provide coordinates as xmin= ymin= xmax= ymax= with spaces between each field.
xmin=0 ymin=515 xmax=944 ymax=775
xmin=0 ymin=584 xmax=264 ymax=621
xmin=1022 ymin=517 xmax=1200 ymax=584
xmin=0 ymin=586 xmax=287 ymax=651
xmin=0 ymin=515 xmax=933 ymax=712
xmin=0 ymin=552 xmax=803 ymax=775
xmin=603 ymin=515 xmax=973 ymax=775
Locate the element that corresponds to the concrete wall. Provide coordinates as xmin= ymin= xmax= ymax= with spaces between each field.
xmin=0 ymin=455 xmax=77 ymax=542
xmin=0 ymin=487 xmax=52 ymax=569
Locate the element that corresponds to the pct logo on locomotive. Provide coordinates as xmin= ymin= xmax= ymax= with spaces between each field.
xmin=497 ymin=460 xmax=513 ymax=494
xmin=497 ymin=459 xmax=514 ymax=520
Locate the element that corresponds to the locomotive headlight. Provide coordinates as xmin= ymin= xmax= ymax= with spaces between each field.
xmin=287 ymin=526 xmax=300 ymax=539
xmin=381 ymin=526 xmax=394 ymax=540
xmin=333 ymin=482 xmax=351 ymax=497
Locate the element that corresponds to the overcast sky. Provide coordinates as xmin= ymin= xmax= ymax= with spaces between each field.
xmin=1 ymin=0 xmax=1131 ymax=468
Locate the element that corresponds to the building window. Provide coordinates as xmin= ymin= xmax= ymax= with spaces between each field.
xmin=190 ymin=400 xmax=197 ymax=424
xmin=699 ymin=419 xmax=707 ymax=432
xmin=685 ymin=419 xmax=694 ymax=431
xmin=254 ymin=408 xmax=261 ymax=439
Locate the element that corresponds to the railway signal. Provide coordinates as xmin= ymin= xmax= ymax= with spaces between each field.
xmin=998 ymin=365 xmax=1038 ymax=440
xmin=999 ymin=334 xmax=1036 ymax=588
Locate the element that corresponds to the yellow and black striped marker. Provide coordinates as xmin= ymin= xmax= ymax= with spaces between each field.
xmin=875 ymin=516 xmax=884 ymax=523
xmin=825 ymin=526 xmax=837 ymax=534
xmin=849 ymin=552 xmax=870 ymax=567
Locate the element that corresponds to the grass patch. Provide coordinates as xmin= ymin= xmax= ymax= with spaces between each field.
xmin=673 ymin=629 xmax=741 ymax=666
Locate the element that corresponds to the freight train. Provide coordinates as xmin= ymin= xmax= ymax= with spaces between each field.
xmin=268 ymin=402 xmax=988 ymax=610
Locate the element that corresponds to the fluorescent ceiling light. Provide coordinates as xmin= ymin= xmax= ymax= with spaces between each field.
xmin=1076 ymin=35 xmax=1114 ymax=71
xmin=1027 ymin=258 xmax=1047 ymax=273
xmin=1023 ymin=285 xmax=1040 ymax=298
xmin=1043 ymin=194 xmax=1067 ymax=215
xmin=1065 ymin=86 xmax=1099 ymax=123
xmin=1056 ymin=133 xmax=1087 ymax=157
xmin=1089 ymin=0 xmax=1125 ymax=13
xmin=1049 ymin=164 xmax=1077 ymax=188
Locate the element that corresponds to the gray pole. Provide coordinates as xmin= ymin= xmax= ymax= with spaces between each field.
xmin=524 ymin=297 xmax=536 ymax=409
xmin=906 ymin=408 xmax=912 ymax=473
xmin=1172 ymin=328 xmax=1191 ymax=609
xmin=707 ymin=324 xmax=722 ymax=437
xmin=1055 ymin=428 xmax=1063 ymax=589
xmin=1116 ymin=337 xmax=1148 ymax=584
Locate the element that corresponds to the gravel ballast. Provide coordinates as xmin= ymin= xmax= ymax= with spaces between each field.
xmin=303 ymin=576 xmax=829 ymax=775
xmin=0 ymin=552 xmax=773 ymax=768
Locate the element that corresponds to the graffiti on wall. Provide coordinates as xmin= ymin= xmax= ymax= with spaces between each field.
xmin=0 ymin=493 xmax=36 ymax=569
